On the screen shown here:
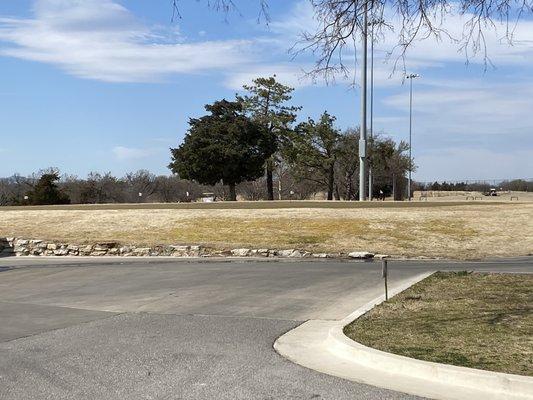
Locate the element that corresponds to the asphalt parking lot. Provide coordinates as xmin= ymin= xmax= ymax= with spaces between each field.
xmin=0 ymin=257 xmax=531 ymax=399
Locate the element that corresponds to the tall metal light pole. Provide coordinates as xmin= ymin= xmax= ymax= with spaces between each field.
xmin=359 ymin=2 xmax=368 ymax=201
xmin=368 ymin=20 xmax=376 ymax=201
xmin=406 ymin=73 xmax=419 ymax=201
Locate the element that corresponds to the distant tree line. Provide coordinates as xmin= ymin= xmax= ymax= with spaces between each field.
xmin=0 ymin=169 xmax=201 ymax=206
xmin=414 ymin=179 xmax=532 ymax=193
xmin=1 ymin=171 xmax=530 ymax=207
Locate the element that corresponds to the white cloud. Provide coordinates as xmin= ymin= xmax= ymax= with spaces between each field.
xmin=269 ymin=1 xmax=316 ymax=38
xmin=0 ymin=0 xmax=253 ymax=82
xmin=382 ymin=80 xmax=533 ymax=137
xmin=2 ymin=0 xmax=531 ymax=87
xmin=271 ymin=1 xmax=533 ymax=73
xmin=380 ymin=12 xmax=533 ymax=68
xmin=112 ymin=146 xmax=154 ymax=161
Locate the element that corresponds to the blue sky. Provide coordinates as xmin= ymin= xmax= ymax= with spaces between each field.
xmin=0 ymin=0 xmax=532 ymax=182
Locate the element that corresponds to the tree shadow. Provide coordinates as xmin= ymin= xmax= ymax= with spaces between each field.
xmin=0 ymin=238 xmax=15 ymax=258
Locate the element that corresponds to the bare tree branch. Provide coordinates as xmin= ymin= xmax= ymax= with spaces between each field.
xmin=172 ymin=0 xmax=270 ymax=23
xmin=170 ymin=0 xmax=532 ymax=80
xmin=293 ymin=0 xmax=531 ymax=80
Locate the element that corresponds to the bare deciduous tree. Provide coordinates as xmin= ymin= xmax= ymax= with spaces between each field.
xmin=295 ymin=0 xmax=532 ymax=78
xmin=171 ymin=0 xmax=532 ymax=78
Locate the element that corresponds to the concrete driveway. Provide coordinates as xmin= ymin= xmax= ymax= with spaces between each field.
xmin=0 ymin=257 xmax=530 ymax=400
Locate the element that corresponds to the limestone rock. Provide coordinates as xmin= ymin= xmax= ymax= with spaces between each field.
xmin=133 ymin=248 xmax=151 ymax=256
xmin=231 ymin=248 xmax=251 ymax=257
xmin=374 ymin=254 xmax=390 ymax=259
xmin=257 ymin=249 xmax=269 ymax=257
xmin=53 ymin=249 xmax=69 ymax=256
xmin=312 ymin=253 xmax=329 ymax=258
xmin=170 ymin=245 xmax=189 ymax=252
xmin=348 ymin=251 xmax=374 ymax=259
xmin=288 ymin=250 xmax=303 ymax=258
xmin=119 ymin=246 xmax=131 ymax=254
xmin=278 ymin=249 xmax=296 ymax=257
xmin=95 ymin=242 xmax=118 ymax=250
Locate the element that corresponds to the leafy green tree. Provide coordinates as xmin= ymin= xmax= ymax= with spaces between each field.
xmin=169 ymin=99 xmax=276 ymax=201
xmin=239 ymin=76 xmax=300 ymax=200
xmin=284 ymin=112 xmax=341 ymax=200
xmin=26 ymin=172 xmax=70 ymax=205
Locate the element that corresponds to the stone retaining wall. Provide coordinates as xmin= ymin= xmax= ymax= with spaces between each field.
xmin=0 ymin=238 xmax=379 ymax=259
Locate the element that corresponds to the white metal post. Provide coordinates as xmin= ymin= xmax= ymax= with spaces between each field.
xmin=408 ymin=77 xmax=412 ymax=200
xmin=368 ymin=22 xmax=374 ymax=201
xmin=406 ymin=74 xmax=419 ymax=201
xmin=359 ymin=2 xmax=368 ymax=201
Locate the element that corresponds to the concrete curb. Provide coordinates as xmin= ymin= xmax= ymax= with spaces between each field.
xmin=274 ymin=272 xmax=533 ymax=400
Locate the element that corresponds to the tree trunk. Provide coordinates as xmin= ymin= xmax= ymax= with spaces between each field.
xmin=266 ymin=158 xmax=274 ymax=201
xmin=345 ymin=174 xmax=352 ymax=200
xmin=228 ymin=183 xmax=237 ymax=201
xmin=392 ymin=173 xmax=397 ymax=201
xmin=327 ymin=163 xmax=334 ymax=200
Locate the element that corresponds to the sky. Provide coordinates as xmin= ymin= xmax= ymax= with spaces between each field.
xmin=0 ymin=0 xmax=532 ymax=182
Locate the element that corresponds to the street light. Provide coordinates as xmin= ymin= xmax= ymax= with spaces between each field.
xmin=359 ymin=2 xmax=368 ymax=201
xmin=368 ymin=18 xmax=382 ymax=201
xmin=406 ymin=73 xmax=419 ymax=201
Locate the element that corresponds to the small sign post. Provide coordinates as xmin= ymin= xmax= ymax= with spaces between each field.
xmin=382 ymin=259 xmax=388 ymax=301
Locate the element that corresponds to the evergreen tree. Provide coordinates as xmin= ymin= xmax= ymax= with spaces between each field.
xmin=284 ymin=112 xmax=341 ymax=200
xmin=239 ymin=76 xmax=300 ymax=200
xmin=169 ymin=99 xmax=276 ymax=201
xmin=26 ymin=172 xmax=70 ymax=205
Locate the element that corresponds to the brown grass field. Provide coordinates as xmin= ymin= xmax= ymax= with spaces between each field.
xmin=1 ymin=201 xmax=532 ymax=259
xmin=344 ymin=272 xmax=533 ymax=376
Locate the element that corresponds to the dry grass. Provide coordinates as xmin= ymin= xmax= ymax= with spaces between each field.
xmin=344 ymin=272 xmax=533 ymax=376
xmin=0 ymin=203 xmax=532 ymax=259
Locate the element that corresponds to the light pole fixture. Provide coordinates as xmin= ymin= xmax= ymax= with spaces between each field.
xmin=359 ymin=1 xmax=368 ymax=201
xmin=368 ymin=20 xmax=375 ymax=201
xmin=406 ymin=73 xmax=419 ymax=201
xmin=367 ymin=18 xmax=382 ymax=201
